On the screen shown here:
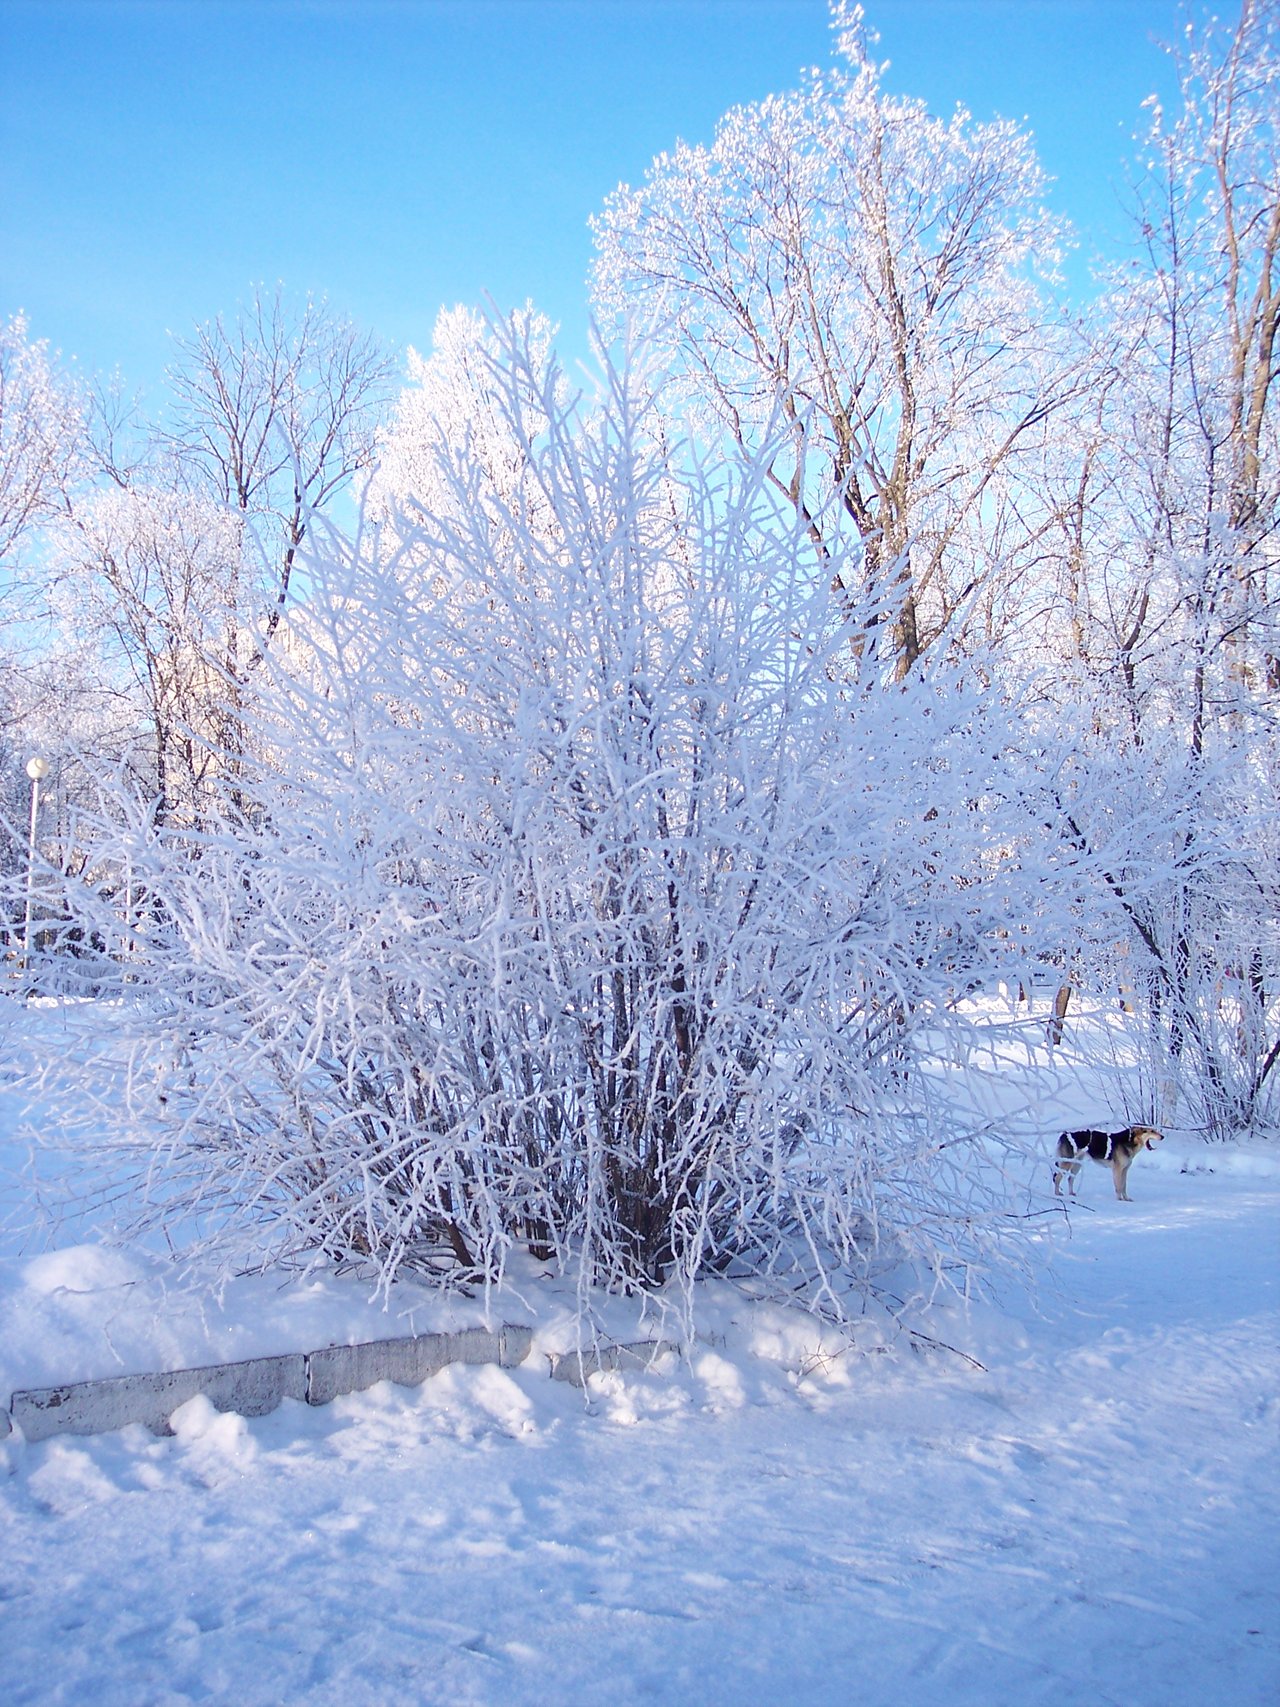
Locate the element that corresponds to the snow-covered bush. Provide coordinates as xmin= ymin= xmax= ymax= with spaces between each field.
xmin=24 ymin=325 xmax=1044 ymax=1318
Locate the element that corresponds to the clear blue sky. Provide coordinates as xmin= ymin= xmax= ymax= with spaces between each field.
xmin=1 ymin=0 xmax=1185 ymax=403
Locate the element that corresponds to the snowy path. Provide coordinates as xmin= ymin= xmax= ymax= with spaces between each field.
xmin=5 ymin=1160 xmax=1276 ymax=1707
xmin=2 ymin=1162 xmax=1277 ymax=1705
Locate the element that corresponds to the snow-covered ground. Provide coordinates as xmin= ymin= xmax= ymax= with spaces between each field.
xmin=2 ymin=1001 xmax=1277 ymax=1705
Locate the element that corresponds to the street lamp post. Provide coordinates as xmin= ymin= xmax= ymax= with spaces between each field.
xmin=22 ymin=755 xmax=50 ymax=977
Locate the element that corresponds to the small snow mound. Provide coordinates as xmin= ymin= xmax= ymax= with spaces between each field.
xmin=28 ymin=1439 xmax=120 ymax=1513
xmin=461 ymin=1363 xmax=537 ymax=1436
xmin=169 ymin=1393 xmax=257 ymax=1476
xmin=1153 ymin=1141 xmax=1280 ymax=1178
xmin=407 ymin=1362 xmax=541 ymax=1444
xmin=21 ymin=1245 xmax=142 ymax=1296
xmin=169 ymin=1393 xmax=223 ymax=1441
xmin=1212 ymin=1147 xmax=1280 ymax=1177
xmin=746 ymin=1313 xmax=856 ymax=1386
xmin=694 ymin=1351 xmax=746 ymax=1411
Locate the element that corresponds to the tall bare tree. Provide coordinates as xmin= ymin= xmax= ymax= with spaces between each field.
xmin=162 ymin=286 xmax=395 ymax=676
xmin=592 ymin=1 xmax=1078 ymax=675
xmin=53 ymin=484 xmax=242 ymax=821
xmin=0 ymin=313 xmax=84 ymax=578
xmin=47 ymin=289 xmax=395 ymax=823
xmin=1038 ymin=0 xmax=1280 ymax=1127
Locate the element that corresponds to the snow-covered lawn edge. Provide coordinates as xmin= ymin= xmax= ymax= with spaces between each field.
xmin=4 ymin=1320 xmax=536 ymax=1444
xmin=4 ymin=1166 xmax=1276 ymax=1707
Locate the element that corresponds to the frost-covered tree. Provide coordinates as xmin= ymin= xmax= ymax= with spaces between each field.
xmin=160 ymin=285 xmax=395 ymax=668
xmin=0 ymin=313 xmax=86 ymax=731
xmin=1030 ymin=0 xmax=1280 ymax=1133
xmin=30 ymin=323 xmax=1043 ymax=1318
xmin=591 ymin=1 xmax=1075 ymax=675
xmin=52 ymin=482 xmax=244 ymax=822
xmin=0 ymin=316 xmax=91 ymax=907
xmin=0 ymin=312 xmax=85 ymax=580
xmin=16 ymin=289 xmax=395 ymax=832
xmin=368 ymin=302 xmax=560 ymax=545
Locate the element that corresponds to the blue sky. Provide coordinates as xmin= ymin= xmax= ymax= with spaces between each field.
xmin=2 ymin=0 xmax=1184 ymax=402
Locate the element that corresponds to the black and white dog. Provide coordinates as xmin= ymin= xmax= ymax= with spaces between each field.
xmin=1054 ymin=1126 xmax=1164 ymax=1202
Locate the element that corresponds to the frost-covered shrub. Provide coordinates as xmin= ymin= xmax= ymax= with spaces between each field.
xmin=27 ymin=327 xmax=1041 ymax=1314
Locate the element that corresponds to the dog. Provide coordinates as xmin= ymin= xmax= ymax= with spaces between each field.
xmin=1053 ymin=1126 xmax=1164 ymax=1201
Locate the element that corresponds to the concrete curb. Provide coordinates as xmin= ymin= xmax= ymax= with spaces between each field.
xmin=305 ymin=1323 xmax=533 ymax=1408
xmin=4 ymin=1323 xmax=533 ymax=1445
xmin=549 ymin=1339 xmax=680 ymax=1388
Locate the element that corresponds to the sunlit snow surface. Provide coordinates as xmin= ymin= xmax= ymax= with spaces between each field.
xmin=1 ymin=999 xmax=1277 ymax=1705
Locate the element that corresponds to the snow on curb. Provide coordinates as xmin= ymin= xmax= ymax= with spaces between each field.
xmin=548 ymin=1337 xmax=681 ymax=1387
xmin=3 ymin=1323 xmax=536 ymax=1444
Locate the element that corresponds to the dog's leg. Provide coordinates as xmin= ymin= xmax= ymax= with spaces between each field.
xmin=1054 ymin=1139 xmax=1079 ymax=1199
xmin=1113 ymin=1157 xmax=1131 ymax=1201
